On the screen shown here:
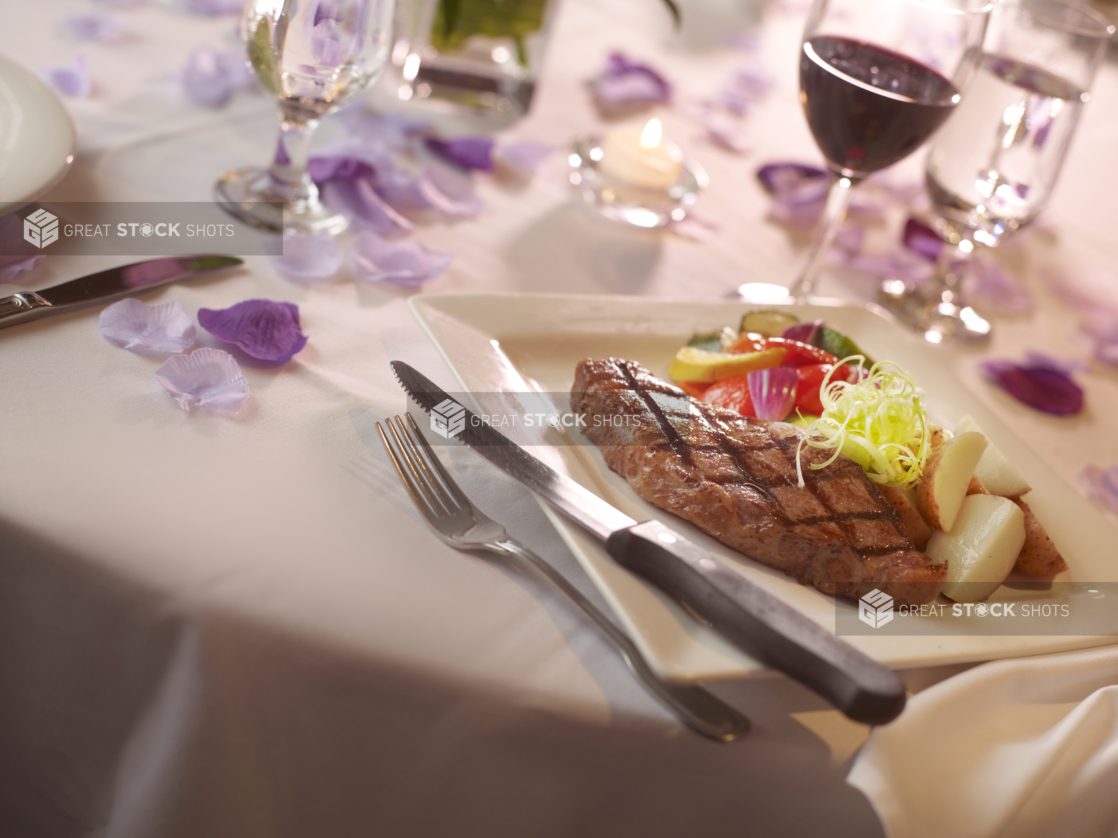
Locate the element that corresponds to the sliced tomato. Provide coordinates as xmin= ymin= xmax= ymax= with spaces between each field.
xmin=702 ymin=375 xmax=755 ymax=416
xmin=676 ymin=380 xmax=712 ymax=399
xmin=760 ymin=336 xmax=841 ymax=367
xmin=793 ymin=363 xmax=855 ymax=416
xmin=724 ymin=332 xmax=767 ymax=355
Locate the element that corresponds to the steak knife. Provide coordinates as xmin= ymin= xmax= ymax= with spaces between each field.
xmin=392 ymin=360 xmax=907 ymax=725
xmin=0 ymin=255 xmax=244 ymax=330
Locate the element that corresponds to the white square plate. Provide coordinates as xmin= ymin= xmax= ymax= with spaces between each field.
xmin=409 ymin=293 xmax=1118 ymax=682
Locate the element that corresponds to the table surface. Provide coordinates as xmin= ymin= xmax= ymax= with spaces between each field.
xmin=2 ymin=1 xmax=1117 ymax=836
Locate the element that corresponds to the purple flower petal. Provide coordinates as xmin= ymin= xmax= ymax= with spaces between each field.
xmin=669 ymin=210 xmax=719 ymax=242
xmin=965 ymin=257 xmax=1034 ymax=312
xmin=268 ymin=232 xmax=343 ymax=284
xmin=43 ymin=54 xmax=91 ymax=98
xmin=63 ymin=12 xmax=123 ymax=40
xmin=718 ymin=64 xmax=772 ymax=115
xmin=1081 ymin=315 xmax=1118 ymax=369
xmin=0 ymin=255 xmax=46 ymax=284
xmin=348 ymin=231 xmax=452 ymax=288
xmin=901 ymin=217 xmax=942 ymax=262
xmin=320 ymin=179 xmax=415 ymax=237
xmin=155 ymin=348 xmax=250 ymax=413
xmin=99 ymin=298 xmax=196 ymax=355
xmin=416 ymin=160 xmax=484 ymax=218
xmin=592 ymin=51 xmax=672 ymax=114
xmin=198 ymin=299 xmax=308 ymax=362
xmin=833 ymin=245 xmax=936 ymax=288
xmin=1079 ymin=465 xmax=1118 ymax=514
xmin=980 ymin=359 xmax=1084 ymax=415
xmin=703 ymin=109 xmax=751 ymax=154
xmin=493 ymin=141 xmax=552 ymax=178
xmin=180 ymin=46 xmax=252 ymax=106
xmin=747 ymin=367 xmax=798 ymax=421
xmin=1022 ymin=351 xmax=1088 ymax=377
xmin=757 ymin=162 xmax=828 ymax=195
xmin=426 ymin=136 xmax=495 ymax=171
xmin=175 ymin=0 xmax=244 ymax=14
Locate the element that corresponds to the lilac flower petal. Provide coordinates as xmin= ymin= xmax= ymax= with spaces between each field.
xmin=99 ymin=298 xmax=196 ymax=355
xmin=308 ymin=155 xmax=378 ymax=183
xmin=592 ymin=51 xmax=672 ymax=113
xmin=426 ymin=136 xmax=495 ymax=171
xmin=155 ymin=348 xmax=250 ymax=414
xmin=417 ymin=161 xmax=484 ymax=218
xmin=837 ymin=248 xmax=936 ymax=287
xmin=902 ymin=217 xmax=942 ymax=262
xmin=63 ymin=13 xmax=123 ymax=41
xmin=669 ymin=210 xmax=719 ymax=242
xmin=965 ymin=257 xmax=1034 ymax=312
xmin=0 ymin=255 xmax=45 ymax=284
xmin=718 ymin=64 xmax=772 ymax=115
xmin=180 ymin=46 xmax=252 ymax=106
xmin=756 ymin=162 xmax=828 ymax=195
xmin=268 ymin=232 xmax=343 ymax=284
xmin=493 ymin=141 xmax=552 ymax=178
xmin=747 ymin=367 xmax=798 ymax=421
xmin=176 ymin=0 xmax=244 ymax=14
xmin=198 ymin=299 xmax=308 ymax=362
xmin=43 ymin=55 xmax=91 ymax=98
xmin=1079 ymin=465 xmax=1118 ymax=514
xmin=703 ymin=109 xmax=750 ymax=154
xmin=980 ymin=360 xmax=1084 ymax=415
xmin=348 ymin=231 xmax=452 ymax=288
xmin=320 ymin=179 xmax=414 ymax=237
xmin=1081 ymin=315 xmax=1118 ymax=369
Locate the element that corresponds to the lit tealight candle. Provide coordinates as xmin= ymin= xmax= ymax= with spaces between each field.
xmin=597 ymin=118 xmax=684 ymax=190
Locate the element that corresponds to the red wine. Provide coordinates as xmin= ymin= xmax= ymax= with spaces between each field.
xmin=801 ymin=36 xmax=959 ymax=175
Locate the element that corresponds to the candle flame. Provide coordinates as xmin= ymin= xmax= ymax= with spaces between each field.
xmin=639 ymin=118 xmax=663 ymax=149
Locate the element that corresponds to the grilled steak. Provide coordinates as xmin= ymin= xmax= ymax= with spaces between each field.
xmin=571 ymin=358 xmax=945 ymax=606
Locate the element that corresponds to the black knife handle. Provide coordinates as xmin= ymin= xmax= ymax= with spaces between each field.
xmin=606 ymin=520 xmax=906 ymax=725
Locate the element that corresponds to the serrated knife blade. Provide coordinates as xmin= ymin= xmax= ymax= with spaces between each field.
xmin=0 ymin=255 xmax=244 ymax=330
xmin=390 ymin=360 xmax=907 ymax=725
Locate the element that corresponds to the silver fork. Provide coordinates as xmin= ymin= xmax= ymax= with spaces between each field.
xmin=378 ymin=414 xmax=750 ymax=743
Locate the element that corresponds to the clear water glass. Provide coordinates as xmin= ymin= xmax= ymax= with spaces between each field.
xmin=216 ymin=0 xmax=396 ymax=235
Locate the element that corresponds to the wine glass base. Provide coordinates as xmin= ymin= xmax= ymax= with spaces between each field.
xmin=878 ymin=279 xmax=992 ymax=343
xmin=215 ymin=168 xmax=350 ymax=236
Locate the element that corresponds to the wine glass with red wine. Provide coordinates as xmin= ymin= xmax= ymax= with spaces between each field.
xmin=787 ymin=0 xmax=992 ymax=301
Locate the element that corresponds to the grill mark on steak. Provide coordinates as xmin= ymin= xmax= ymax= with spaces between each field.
xmin=571 ymin=358 xmax=946 ymax=605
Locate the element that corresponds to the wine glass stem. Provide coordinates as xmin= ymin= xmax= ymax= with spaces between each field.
xmin=788 ymin=173 xmax=861 ymax=302
xmin=928 ymin=238 xmax=975 ymax=304
xmin=266 ymin=112 xmax=322 ymax=208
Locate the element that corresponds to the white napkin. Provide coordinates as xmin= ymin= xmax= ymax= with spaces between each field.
xmin=848 ymin=646 xmax=1118 ymax=838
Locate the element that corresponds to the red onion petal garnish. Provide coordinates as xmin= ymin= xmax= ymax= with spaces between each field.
xmin=747 ymin=367 xmax=798 ymax=421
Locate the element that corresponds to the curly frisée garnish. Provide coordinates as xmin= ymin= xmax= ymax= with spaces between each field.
xmin=796 ymin=358 xmax=931 ymax=489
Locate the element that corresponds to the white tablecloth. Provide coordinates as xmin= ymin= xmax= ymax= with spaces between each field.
xmin=2 ymin=1 xmax=1117 ymax=836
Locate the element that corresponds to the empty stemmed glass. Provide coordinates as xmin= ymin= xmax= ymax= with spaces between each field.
xmin=787 ymin=0 xmax=992 ymax=302
xmin=880 ymin=0 xmax=1115 ymax=341
xmin=217 ymin=0 xmax=396 ymax=234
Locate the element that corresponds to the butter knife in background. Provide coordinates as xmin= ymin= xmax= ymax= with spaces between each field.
xmin=0 ymin=255 xmax=244 ymax=330
xmin=391 ymin=360 xmax=907 ymax=726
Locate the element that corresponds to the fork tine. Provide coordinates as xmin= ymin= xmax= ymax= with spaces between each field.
xmin=402 ymin=413 xmax=475 ymax=511
xmin=394 ymin=415 xmax=463 ymax=514
xmin=376 ymin=420 xmax=443 ymax=522
xmin=384 ymin=418 xmax=453 ymax=517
